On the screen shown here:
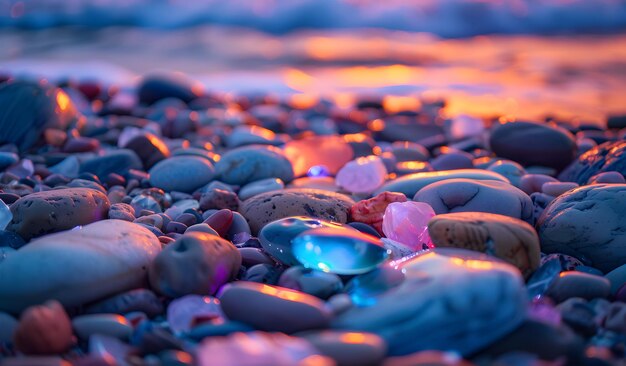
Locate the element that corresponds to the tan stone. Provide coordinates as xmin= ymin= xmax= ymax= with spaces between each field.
xmin=428 ymin=212 xmax=540 ymax=278
xmin=7 ymin=188 xmax=110 ymax=240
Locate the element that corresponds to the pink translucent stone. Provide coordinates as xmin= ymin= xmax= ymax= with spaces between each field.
xmin=382 ymin=201 xmax=435 ymax=250
xmin=167 ymin=295 xmax=224 ymax=334
xmin=336 ymin=156 xmax=387 ymax=194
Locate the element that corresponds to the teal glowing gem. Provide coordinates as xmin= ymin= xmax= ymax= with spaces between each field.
xmin=258 ymin=216 xmax=346 ymax=266
xmin=292 ymin=227 xmax=390 ymax=275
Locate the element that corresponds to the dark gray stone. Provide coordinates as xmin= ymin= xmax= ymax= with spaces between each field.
xmin=149 ymin=156 xmax=215 ymax=193
xmin=375 ymin=169 xmax=509 ymax=197
xmin=215 ymin=145 xmax=294 ymax=186
xmin=137 ymin=74 xmax=199 ymax=105
xmin=218 ymin=281 xmax=332 ymax=334
xmin=80 ymin=149 xmax=142 ymax=178
xmin=559 ymin=141 xmax=626 ymax=185
xmin=489 ymin=121 xmax=577 ymax=171
xmin=0 ymin=82 xmax=80 ymax=151
xmin=537 ymin=184 xmax=626 ymax=273
xmin=414 ymin=178 xmax=533 ymax=223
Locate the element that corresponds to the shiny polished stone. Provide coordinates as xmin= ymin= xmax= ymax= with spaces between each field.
xmin=332 ymin=249 xmax=527 ymax=356
xmin=258 ymin=216 xmax=347 ymax=266
xmin=292 ymin=227 xmax=390 ymax=275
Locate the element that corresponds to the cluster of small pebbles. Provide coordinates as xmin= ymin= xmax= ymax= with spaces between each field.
xmin=0 ymin=73 xmax=625 ymax=366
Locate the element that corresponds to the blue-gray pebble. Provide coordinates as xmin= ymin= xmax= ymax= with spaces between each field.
xmin=149 ymin=156 xmax=215 ymax=193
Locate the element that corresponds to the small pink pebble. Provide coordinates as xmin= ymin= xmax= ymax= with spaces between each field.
xmin=382 ymin=201 xmax=435 ymax=251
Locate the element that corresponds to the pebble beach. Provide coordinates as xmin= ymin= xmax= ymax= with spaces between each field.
xmin=1 ymin=1 xmax=626 ymax=365
xmin=0 ymin=72 xmax=624 ymax=365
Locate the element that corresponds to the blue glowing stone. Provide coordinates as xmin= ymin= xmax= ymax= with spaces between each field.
xmin=307 ymin=165 xmax=331 ymax=178
xmin=258 ymin=216 xmax=346 ymax=266
xmin=292 ymin=227 xmax=390 ymax=275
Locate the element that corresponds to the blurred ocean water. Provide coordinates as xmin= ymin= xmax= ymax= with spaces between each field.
xmin=2 ymin=0 xmax=626 ymax=37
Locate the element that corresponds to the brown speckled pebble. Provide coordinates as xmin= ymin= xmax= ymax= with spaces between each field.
xmin=240 ymin=188 xmax=355 ymax=234
xmin=7 ymin=188 xmax=110 ymax=240
xmin=428 ymin=212 xmax=540 ymax=278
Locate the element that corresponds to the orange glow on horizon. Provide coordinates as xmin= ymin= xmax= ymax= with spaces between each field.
xmin=290 ymin=94 xmax=319 ymax=109
xmin=383 ymin=95 xmax=421 ymax=114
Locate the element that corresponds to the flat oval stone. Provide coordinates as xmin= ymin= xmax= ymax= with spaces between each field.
xmin=73 ymin=314 xmax=133 ymax=340
xmin=80 ymin=149 xmax=142 ymax=178
xmin=218 ymin=281 xmax=332 ymax=333
xmin=0 ymin=220 xmax=161 ymax=314
xmin=240 ymin=188 xmax=355 ymax=234
xmin=537 ymin=184 xmax=626 ymax=273
xmin=138 ymin=73 xmax=200 ymax=105
xmin=0 ymin=82 xmax=80 ymax=151
xmin=588 ymin=171 xmax=626 ymax=184
xmin=375 ymin=169 xmax=509 ymax=197
xmin=489 ymin=121 xmax=577 ymax=170
xmin=293 ymin=227 xmax=389 ymax=275
xmin=215 ymin=145 xmax=294 ymax=186
xmin=149 ymin=232 xmax=241 ymax=297
xmin=332 ymin=249 xmax=527 ymax=356
xmin=284 ymin=135 xmax=353 ymax=177
xmin=259 ymin=216 xmax=346 ymax=266
xmin=519 ymin=174 xmax=558 ymax=195
xmin=7 ymin=187 xmax=110 ymax=241
xmin=415 ymin=179 xmax=533 ymax=223
xmin=299 ymin=331 xmax=387 ymax=366
xmin=428 ymin=212 xmax=541 ymax=278
xmin=542 ymin=182 xmax=579 ymax=197
xmin=545 ymin=271 xmax=611 ymax=303
xmin=238 ymin=178 xmax=284 ymax=201
xmin=558 ymin=141 xmax=626 ymax=184
xmin=149 ymin=156 xmax=215 ymax=193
